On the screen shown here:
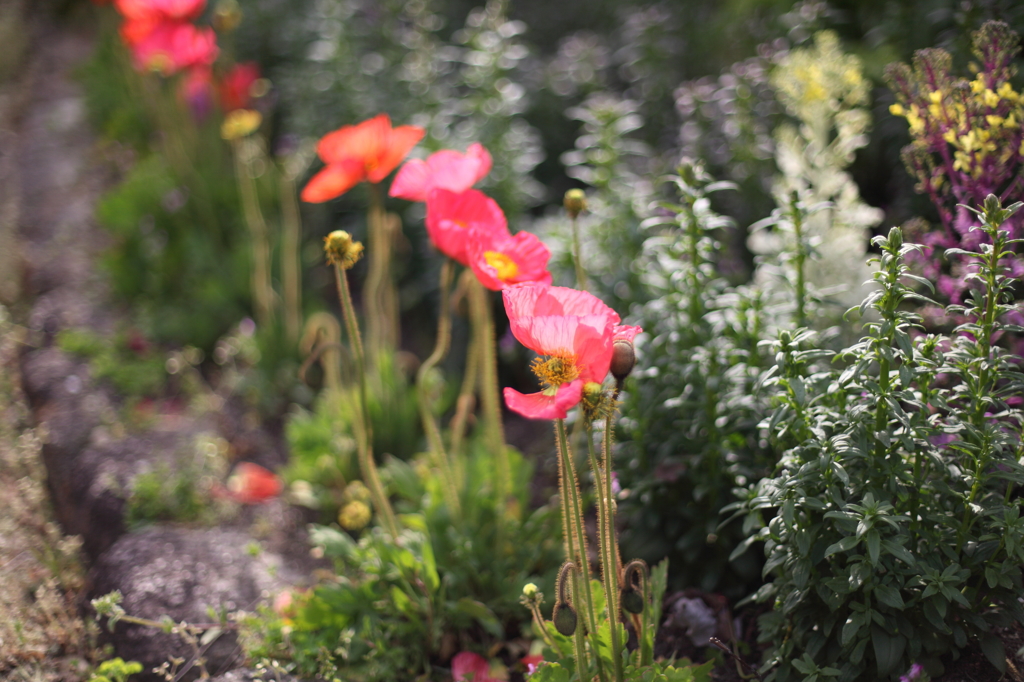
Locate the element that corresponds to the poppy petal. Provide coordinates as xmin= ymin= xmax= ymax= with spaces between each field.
xmin=504 ymin=381 xmax=584 ymax=420
xmin=368 ymin=124 xmax=425 ymax=183
xmin=301 ymin=159 xmax=365 ymax=203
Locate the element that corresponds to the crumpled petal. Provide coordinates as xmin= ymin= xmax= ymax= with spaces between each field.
xmin=425 ymin=188 xmax=508 ymax=265
xmin=300 ymin=159 xmax=365 ymax=203
xmin=451 ymin=651 xmax=495 ymax=682
xmin=390 ymin=143 xmax=492 ymax=201
xmin=613 ymin=325 xmax=643 ymax=343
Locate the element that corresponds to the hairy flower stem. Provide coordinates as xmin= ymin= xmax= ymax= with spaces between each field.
xmin=363 ymin=184 xmax=400 ymax=364
xmin=449 ymin=298 xmax=480 ymax=462
xmin=555 ymin=419 xmax=608 ymax=682
xmin=231 ymin=138 xmax=275 ymax=331
xmin=571 ymin=214 xmax=587 ymax=291
xmin=415 ymin=260 xmax=461 ymax=518
xmin=279 ymin=171 xmax=303 ymax=347
xmin=469 ymin=279 xmax=510 ymax=517
xmin=334 ymin=264 xmax=400 ymax=541
xmin=586 ymin=422 xmax=624 ymax=682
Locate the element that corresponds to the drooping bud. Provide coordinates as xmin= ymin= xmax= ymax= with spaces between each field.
xmin=610 ymin=339 xmax=636 ymax=384
xmin=563 ymin=189 xmax=587 ymax=218
xmin=620 ymin=586 xmax=644 ymax=614
xmin=324 ymin=230 xmax=365 ymax=270
xmin=338 ymin=500 xmax=372 ymax=531
xmin=553 ymin=601 xmax=578 ymax=636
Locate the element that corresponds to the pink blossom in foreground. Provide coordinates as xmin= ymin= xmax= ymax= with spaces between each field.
xmin=467 ymin=229 xmax=552 ymax=291
xmin=425 ymin=188 xmax=509 ymax=266
xmin=390 ymin=143 xmax=492 ymax=202
xmin=502 ymin=283 xmax=640 ymax=420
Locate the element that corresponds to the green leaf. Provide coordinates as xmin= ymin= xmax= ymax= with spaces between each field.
xmin=979 ymin=632 xmax=1007 ymax=673
xmin=824 ymin=535 xmax=859 ymax=558
xmin=874 ymin=584 xmax=904 ymax=609
xmin=455 ymin=598 xmax=504 ymax=638
xmin=866 ymin=530 xmax=881 ymax=565
xmin=871 ymin=628 xmax=906 ymax=676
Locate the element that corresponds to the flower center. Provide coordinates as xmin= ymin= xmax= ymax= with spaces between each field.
xmin=530 ymin=353 xmax=580 ymax=390
xmin=483 ymin=250 xmax=519 ymax=281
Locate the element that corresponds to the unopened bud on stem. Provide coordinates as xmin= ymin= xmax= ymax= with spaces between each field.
xmin=610 ymin=340 xmax=636 ymax=383
xmin=564 ymin=189 xmax=587 ymax=218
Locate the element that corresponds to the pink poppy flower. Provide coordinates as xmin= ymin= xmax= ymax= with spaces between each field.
xmin=502 ymin=283 xmax=640 ymax=420
xmin=130 ymin=21 xmax=218 ymax=75
xmin=389 ymin=143 xmax=492 ymax=202
xmin=467 ymin=230 xmax=552 ymax=291
xmin=115 ymin=0 xmax=206 ymax=48
xmin=451 ymin=652 xmax=499 ymax=682
xmin=425 ymin=188 xmax=509 ymax=266
xmin=302 ymin=114 xmax=425 ymax=203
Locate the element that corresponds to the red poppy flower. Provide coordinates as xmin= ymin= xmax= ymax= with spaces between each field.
xmin=502 ymin=283 xmax=641 ymax=420
xmin=424 ymin=188 xmax=509 ymax=266
xmin=301 ymin=114 xmax=425 ymax=203
xmin=219 ymin=462 xmax=282 ymax=504
xmin=389 ymin=143 xmax=492 ymax=202
xmin=451 ymin=652 xmax=499 ymax=682
xmin=467 ymin=229 xmax=552 ymax=291
xmin=129 ymin=21 xmax=218 ymax=75
xmin=219 ymin=62 xmax=261 ymax=112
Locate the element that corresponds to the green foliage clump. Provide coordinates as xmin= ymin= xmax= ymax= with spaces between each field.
xmin=734 ymin=199 xmax=1024 ymax=681
xmin=88 ymin=658 xmax=142 ymax=682
xmin=56 ymin=328 xmax=166 ymax=398
xmin=125 ymin=464 xmax=207 ymax=527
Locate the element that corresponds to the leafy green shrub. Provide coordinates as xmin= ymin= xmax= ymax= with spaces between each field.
xmin=733 ymin=200 xmax=1024 ymax=680
xmin=246 ymin=440 xmax=561 ymax=680
xmin=88 ymin=658 xmax=142 ymax=682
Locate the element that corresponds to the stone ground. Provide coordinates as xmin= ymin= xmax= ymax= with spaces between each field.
xmin=1 ymin=4 xmax=315 ymax=680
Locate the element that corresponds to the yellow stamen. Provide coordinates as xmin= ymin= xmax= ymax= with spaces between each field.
xmin=484 ymin=250 xmax=520 ymax=282
xmin=530 ymin=353 xmax=580 ymax=389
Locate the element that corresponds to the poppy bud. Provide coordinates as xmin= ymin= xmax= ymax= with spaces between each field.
xmin=620 ymin=587 xmax=644 ymax=614
xmin=564 ymin=189 xmax=587 ymax=218
xmin=553 ymin=602 xmax=578 ymax=636
xmin=610 ymin=339 xmax=636 ymax=383
xmin=324 ymin=230 xmax=365 ymax=270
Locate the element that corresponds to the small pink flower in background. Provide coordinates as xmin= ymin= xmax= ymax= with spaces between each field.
xmin=390 ymin=143 xmax=492 ymax=202
xmin=425 ymin=188 xmax=509 ymax=266
xmin=502 ymin=283 xmax=640 ymax=420
xmin=451 ymin=652 xmax=500 ymax=682
xmin=468 ymin=230 xmax=552 ymax=291
xmin=302 ymin=114 xmax=424 ymax=203
xmin=219 ymin=62 xmax=261 ymax=112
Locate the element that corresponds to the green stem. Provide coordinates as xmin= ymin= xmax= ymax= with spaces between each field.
xmin=415 ymin=260 xmax=461 ymax=519
xmin=790 ymin=195 xmax=807 ymax=330
xmin=469 ymin=279 xmax=509 ymax=515
xmin=334 ymin=264 xmax=400 ymax=541
xmin=279 ymin=169 xmax=303 ymax=347
xmin=232 ymin=138 xmax=275 ymax=331
xmin=364 ymin=184 xmax=399 ymax=363
xmin=571 ymin=214 xmax=587 ymax=291
xmin=586 ymin=422 xmax=624 ymax=682
xmin=556 ymin=419 xmax=608 ymax=682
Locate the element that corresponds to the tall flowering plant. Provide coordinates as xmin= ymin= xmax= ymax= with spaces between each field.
xmin=886 ymin=21 xmax=1024 ymax=316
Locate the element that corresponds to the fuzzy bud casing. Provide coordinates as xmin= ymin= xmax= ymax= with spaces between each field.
xmin=324 ymin=230 xmax=365 ymax=270
xmin=610 ymin=339 xmax=636 ymax=383
xmin=563 ymin=189 xmax=587 ymax=218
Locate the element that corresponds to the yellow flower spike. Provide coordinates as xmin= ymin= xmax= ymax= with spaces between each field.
xmin=983 ymin=89 xmax=1000 ymax=108
xmin=929 ymin=90 xmax=943 ymax=104
xmin=1005 ymin=114 xmax=1019 ymax=128
xmin=1019 ymin=139 xmax=1024 ymax=156
xmin=971 ymin=78 xmax=986 ymax=94
xmin=889 ymin=103 xmax=905 ymax=117
xmin=221 ymin=109 xmax=263 ymax=140
xmin=943 ymin=129 xmax=957 ymax=144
